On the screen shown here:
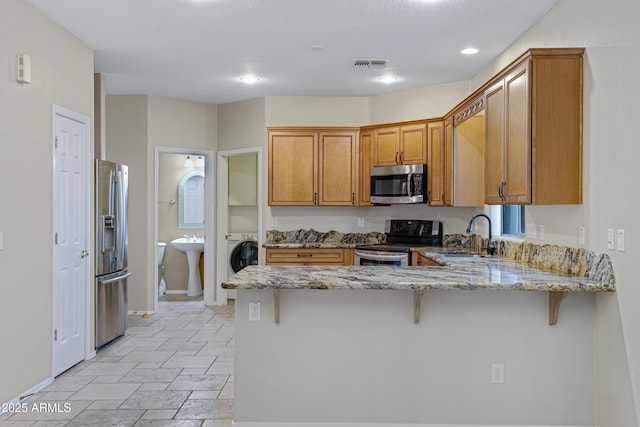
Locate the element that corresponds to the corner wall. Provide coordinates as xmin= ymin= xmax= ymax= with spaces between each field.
xmin=0 ymin=0 xmax=94 ymax=404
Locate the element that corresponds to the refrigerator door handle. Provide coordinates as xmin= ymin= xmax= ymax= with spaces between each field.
xmin=99 ymin=271 xmax=132 ymax=285
xmin=116 ymin=169 xmax=126 ymax=266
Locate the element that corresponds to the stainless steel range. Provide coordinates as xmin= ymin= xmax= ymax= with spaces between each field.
xmin=355 ymin=219 xmax=443 ymax=266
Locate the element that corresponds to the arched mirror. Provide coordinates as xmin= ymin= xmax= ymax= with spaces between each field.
xmin=178 ymin=171 xmax=205 ymax=229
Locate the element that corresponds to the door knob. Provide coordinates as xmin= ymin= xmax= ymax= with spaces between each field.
xmin=81 ymin=250 xmax=89 ymax=259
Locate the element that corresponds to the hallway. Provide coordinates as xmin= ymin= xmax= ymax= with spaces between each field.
xmin=0 ymin=298 xmax=234 ymax=426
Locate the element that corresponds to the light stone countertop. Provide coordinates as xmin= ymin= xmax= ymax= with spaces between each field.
xmin=222 ymin=249 xmax=615 ymax=293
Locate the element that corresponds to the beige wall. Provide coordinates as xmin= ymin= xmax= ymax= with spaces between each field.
xmin=0 ymin=0 xmax=94 ymax=404
xmin=106 ymin=95 xmax=217 ymax=310
xmin=158 ymin=153 xmax=204 ymax=292
xmin=369 ymin=80 xmax=470 ymax=124
xmin=217 ymin=97 xmax=265 ymax=151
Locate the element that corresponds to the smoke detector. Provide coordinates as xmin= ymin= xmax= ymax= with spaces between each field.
xmin=353 ymin=59 xmax=388 ymax=70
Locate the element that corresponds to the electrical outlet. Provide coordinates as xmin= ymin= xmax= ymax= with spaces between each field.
xmin=579 ymin=227 xmax=585 ymax=246
xmin=607 ymin=228 xmax=615 ymax=250
xmin=271 ymin=217 xmax=278 ymax=227
xmin=249 ymin=302 xmax=261 ymax=321
xmin=538 ymin=225 xmax=545 ymax=241
xmin=617 ymin=229 xmax=625 ymax=252
xmin=357 ymin=217 xmax=365 ymax=227
xmin=491 ymin=363 xmax=504 ymax=384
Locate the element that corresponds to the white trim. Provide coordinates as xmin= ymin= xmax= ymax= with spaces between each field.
xmin=216 ymin=147 xmax=263 ymax=306
xmin=231 ymin=423 xmax=593 ymax=427
xmin=153 ymin=146 xmax=215 ymax=312
xmin=164 ymin=290 xmax=188 ymax=295
xmin=2 ymin=377 xmax=54 ymax=412
xmin=51 ymin=105 xmax=92 ymax=376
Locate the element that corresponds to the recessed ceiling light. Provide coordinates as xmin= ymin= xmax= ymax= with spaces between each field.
xmin=239 ymin=76 xmax=260 ymax=84
xmin=377 ymin=75 xmax=398 ymax=84
xmin=460 ymin=48 xmax=479 ymax=55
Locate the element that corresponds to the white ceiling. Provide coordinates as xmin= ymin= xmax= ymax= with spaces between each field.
xmin=26 ymin=0 xmax=559 ymax=105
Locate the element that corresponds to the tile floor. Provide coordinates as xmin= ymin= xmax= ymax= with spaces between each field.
xmin=0 ymin=295 xmax=234 ymax=426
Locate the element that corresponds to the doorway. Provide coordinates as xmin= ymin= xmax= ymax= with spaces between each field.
xmin=154 ymin=147 xmax=215 ymax=311
xmin=216 ymin=147 xmax=263 ymax=305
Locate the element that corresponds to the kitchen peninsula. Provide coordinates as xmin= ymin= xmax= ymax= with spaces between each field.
xmin=223 ymin=232 xmax=614 ymax=426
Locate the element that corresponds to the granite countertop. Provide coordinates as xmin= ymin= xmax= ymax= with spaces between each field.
xmin=222 ymin=248 xmax=615 ymax=293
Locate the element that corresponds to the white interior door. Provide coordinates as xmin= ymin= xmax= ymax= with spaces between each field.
xmin=52 ymin=106 xmax=90 ymax=377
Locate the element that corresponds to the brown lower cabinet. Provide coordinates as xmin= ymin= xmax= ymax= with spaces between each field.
xmin=266 ymin=248 xmax=354 ymax=266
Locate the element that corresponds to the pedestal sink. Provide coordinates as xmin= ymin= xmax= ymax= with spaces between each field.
xmin=171 ymin=237 xmax=205 ymax=297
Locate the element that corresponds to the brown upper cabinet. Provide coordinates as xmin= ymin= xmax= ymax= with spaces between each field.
xmin=448 ymin=97 xmax=486 ymax=207
xmin=426 ymin=120 xmax=445 ymax=206
xmin=268 ymin=127 xmax=359 ymax=206
xmin=372 ymin=122 xmax=427 ymax=167
xmin=483 ymin=48 xmax=584 ymax=205
xmin=358 ymin=129 xmax=373 ymax=206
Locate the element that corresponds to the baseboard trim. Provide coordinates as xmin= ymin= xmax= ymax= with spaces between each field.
xmin=231 ymin=423 xmax=593 ymax=427
xmin=1 ymin=377 xmax=54 ymax=413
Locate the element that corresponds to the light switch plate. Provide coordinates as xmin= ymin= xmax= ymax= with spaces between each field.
xmin=617 ymin=229 xmax=625 ymax=252
xmin=357 ymin=217 xmax=365 ymax=227
xmin=607 ymin=228 xmax=615 ymax=250
xmin=579 ymin=227 xmax=585 ymax=246
xmin=538 ymin=225 xmax=545 ymax=241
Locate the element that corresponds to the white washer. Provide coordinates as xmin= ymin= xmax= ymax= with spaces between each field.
xmin=226 ymin=232 xmax=258 ymax=300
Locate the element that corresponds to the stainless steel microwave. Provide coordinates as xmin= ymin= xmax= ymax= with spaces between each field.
xmin=370 ymin=164 xmax=426 ymax=204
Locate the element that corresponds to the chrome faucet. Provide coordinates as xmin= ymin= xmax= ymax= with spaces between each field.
xmin=467 ymin=213 xmax=496 ymax=255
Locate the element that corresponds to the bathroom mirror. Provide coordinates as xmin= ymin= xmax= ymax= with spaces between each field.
xmin=178 ymin=171 xmax=205 ymax=229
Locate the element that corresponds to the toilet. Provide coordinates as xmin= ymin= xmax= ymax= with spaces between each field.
xmin=158 ymin=242 xmax=167 ymax=295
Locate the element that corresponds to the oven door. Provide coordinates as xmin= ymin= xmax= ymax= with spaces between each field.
xmin=354 ymin=249 xmax=409 ymax=266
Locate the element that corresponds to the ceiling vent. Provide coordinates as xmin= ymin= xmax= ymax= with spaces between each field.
xmin=353 ymin=59 xmax=388 ymax=69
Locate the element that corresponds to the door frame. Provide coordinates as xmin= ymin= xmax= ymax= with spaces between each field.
xmin=153 ymin=147 xmax=215 ymax=310
xmin=216 ymin=147 xmax=263 ymax=305
xmin=51 ymin=104 xmax=93 ymax=373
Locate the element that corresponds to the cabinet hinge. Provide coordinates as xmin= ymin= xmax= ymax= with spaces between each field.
xmin=54 ymin=329 xmax=57 ymax=341
xmin=55 ymin=232 xmax=58 ymax=245
xmin=54 ymin=136 xmax=58 ymax=149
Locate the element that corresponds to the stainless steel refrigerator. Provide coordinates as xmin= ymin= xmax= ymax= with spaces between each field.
xmin=95 ymin=159 xmax=131 ymax=349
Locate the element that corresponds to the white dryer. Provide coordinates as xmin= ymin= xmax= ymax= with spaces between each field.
xmin=226 ymin=232 xmax=259 ymax=299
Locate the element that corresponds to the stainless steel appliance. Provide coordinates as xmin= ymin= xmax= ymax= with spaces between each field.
xmin=95 ymin=159 xmax=131 ymax=349
xmin=370 ymin=164 xmax=426 ymax=204
xmin=355 ymin=219 xmax=443 ymax=266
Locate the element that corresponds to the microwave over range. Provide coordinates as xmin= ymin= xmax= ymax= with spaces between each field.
xmin=370 ymin=164 xmax=426 ymax=204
